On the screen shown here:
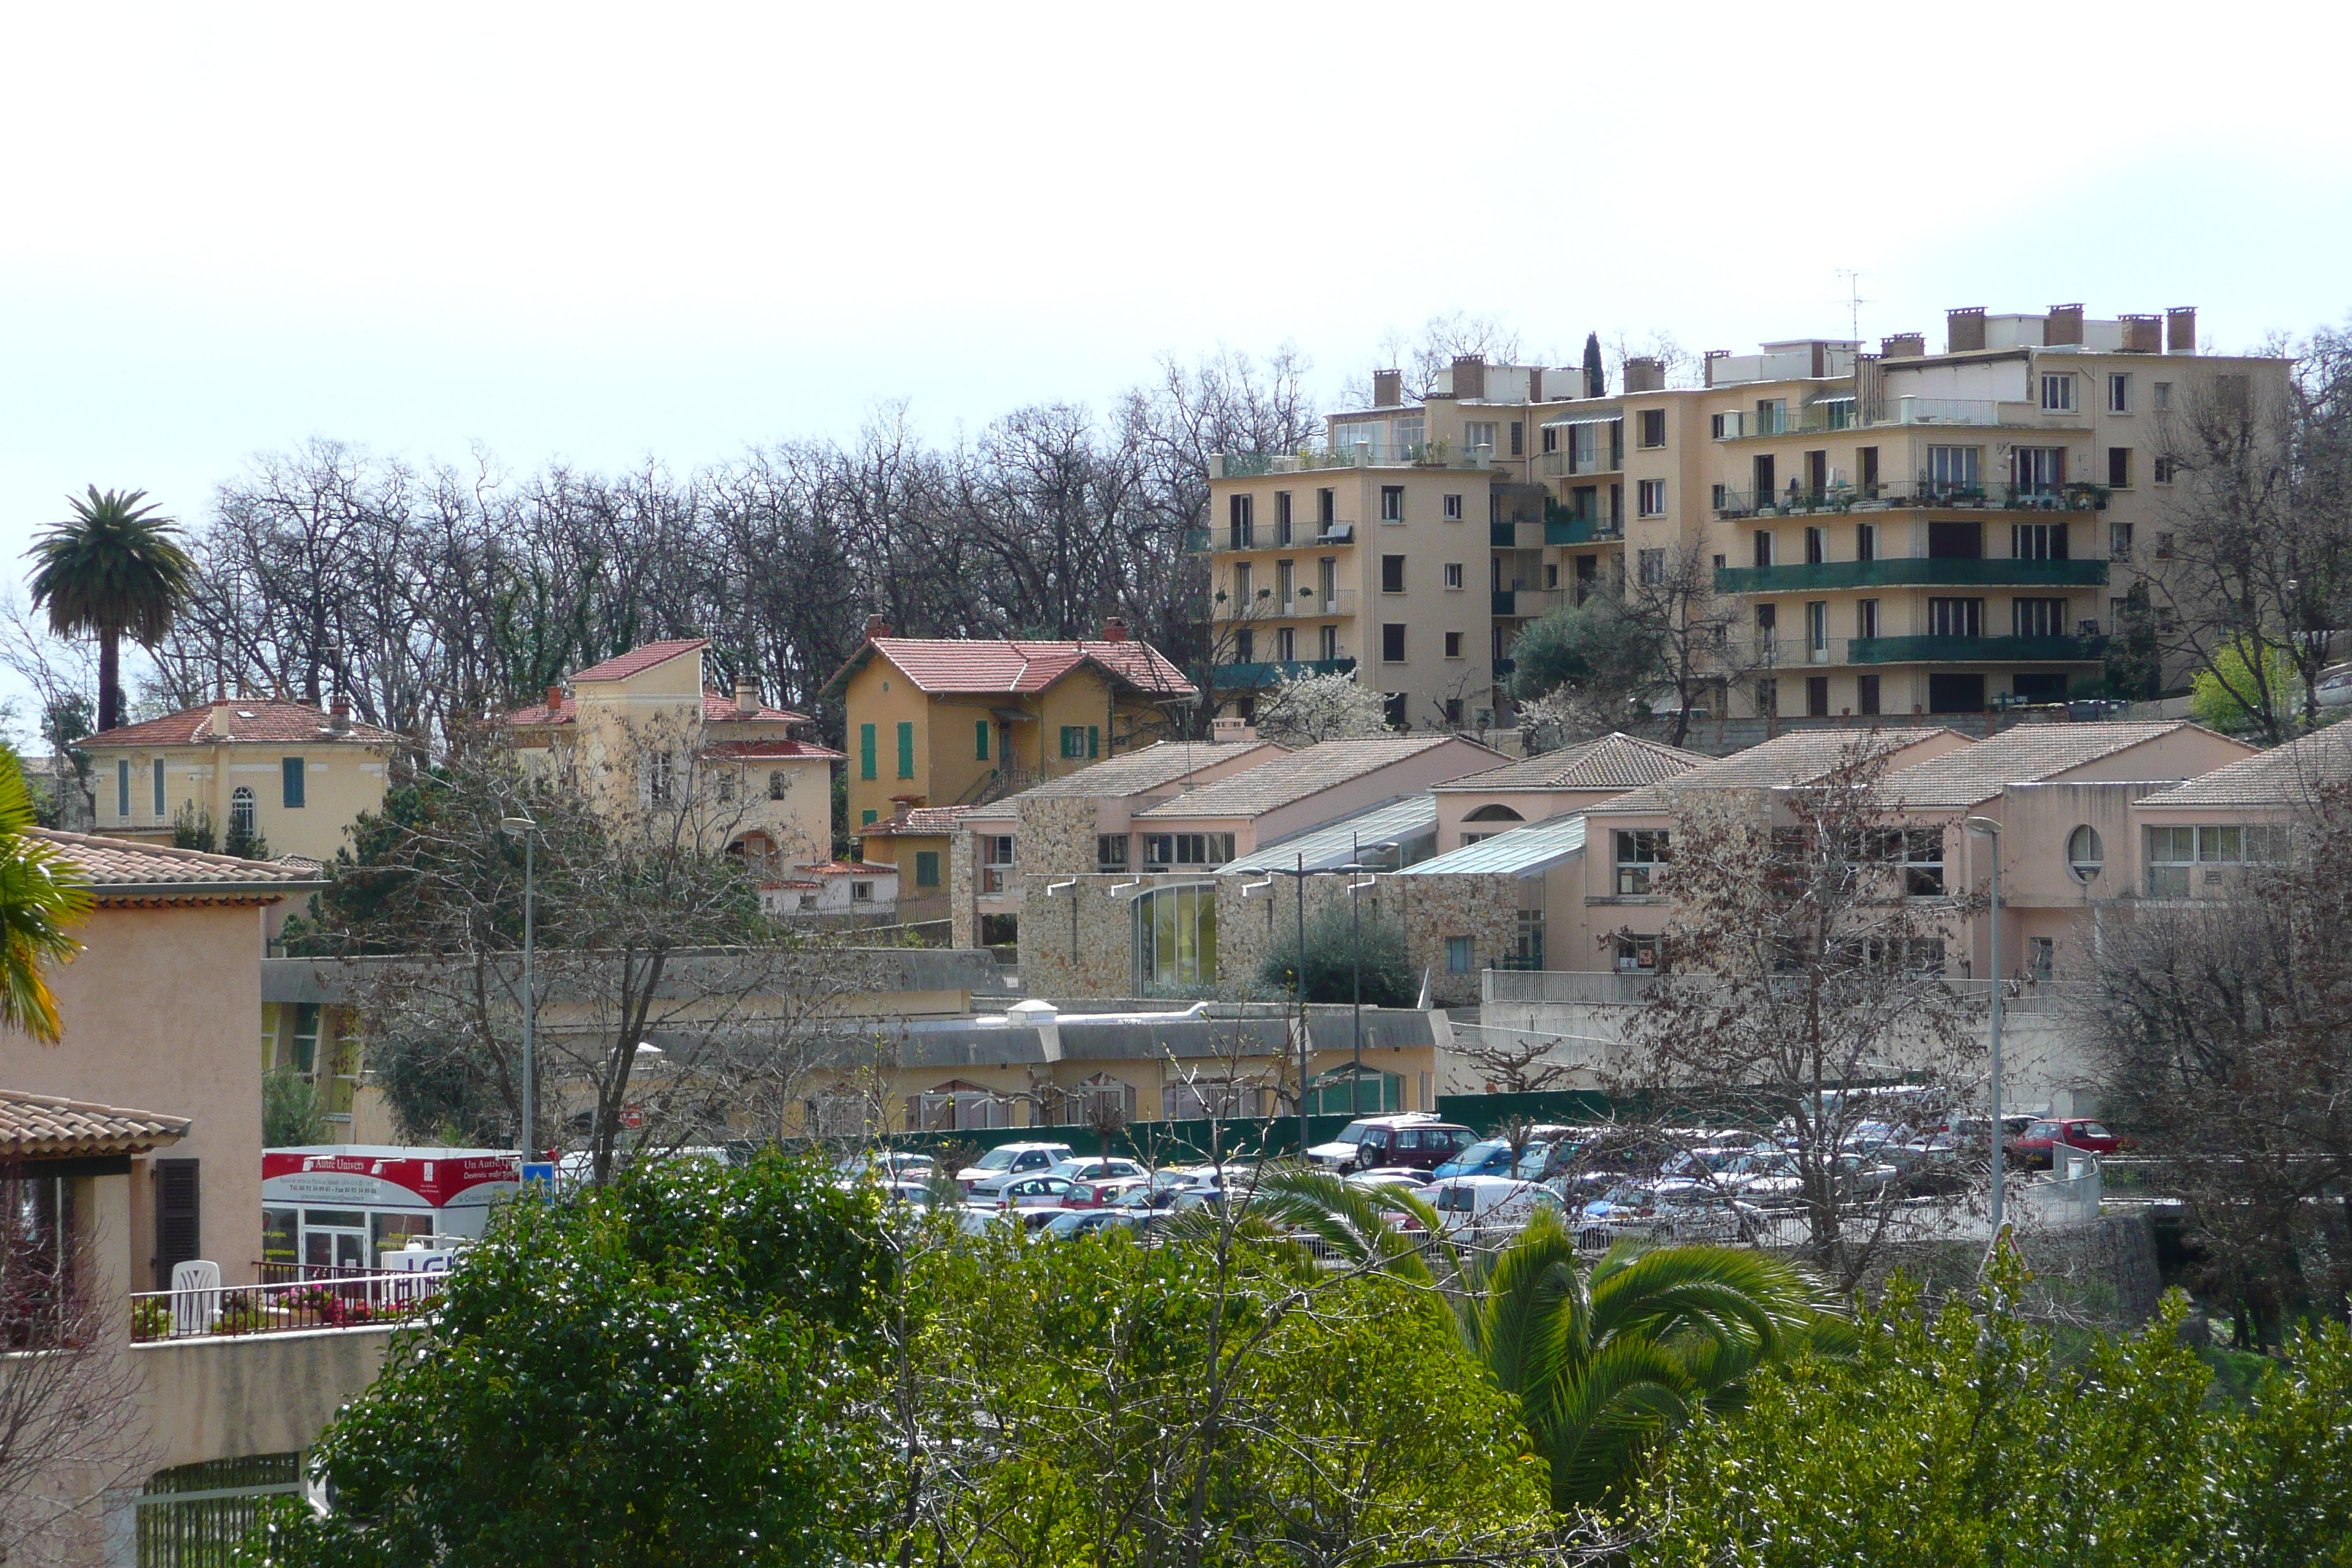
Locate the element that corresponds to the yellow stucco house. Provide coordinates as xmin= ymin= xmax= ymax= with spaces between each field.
xmin=821 ymin=617 xmax=1197 ymax=861
xmin=76 ymin=696 xmax=404 ymax=865
xmin=506 ymin=638 xmax=843 ymax=873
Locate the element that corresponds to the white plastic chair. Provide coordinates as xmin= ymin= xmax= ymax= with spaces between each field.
xmin=170 ymin=1259 xmax=222 ymax=1337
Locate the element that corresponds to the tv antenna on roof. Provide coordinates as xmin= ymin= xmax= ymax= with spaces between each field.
xmin=1836 ymin=269 xmax=1868 ymax=344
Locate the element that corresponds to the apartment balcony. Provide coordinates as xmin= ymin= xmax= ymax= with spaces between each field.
xmin=1238 ymin=587 xmax=1356 ymax=620
xmin=1210 ymin=444 xmax=1497 ymax=478
xmin=1211 ymin=523 xmax=1357 ymax=553
xmin=1543 ymin=510 xmax=1625 ymax=546
xmin=1712 ymin=480 xmax=2107 ymax=520
xmin=1183 ymin=526 xmax=1212 ymax=553
xmin=1850 ymin=634 xmax=2108 ymax=665
xmin=1208 ymin=656 xmax=1358 ymax=689
xmin=1493 ymin=588 xmax=1567 ymax=618
xmin=1714 ymin=558 xmax=2108 ymax=594
xmin=1539 ymin=451 xmax=1622 ymax=478
xmin=1712 ymin=398 xmax=2085 ymax=440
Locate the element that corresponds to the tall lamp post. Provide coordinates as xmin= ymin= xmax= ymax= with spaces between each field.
xmin=1964 ymin=815 xmax=2005 ymax=1248
xmin=1346 ymin=834 xmax=1396 ymax=1117
xmin=501 ymin=816 xmax=540 ymax=1164
xmin=1248 ymin=847 xmax=1392 ymax=1159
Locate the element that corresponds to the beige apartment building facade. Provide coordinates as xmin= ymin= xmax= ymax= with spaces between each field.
xmin=1202 ymin=302 xmax=2292 ymax=731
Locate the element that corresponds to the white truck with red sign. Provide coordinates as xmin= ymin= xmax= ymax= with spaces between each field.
xmin=263 ymin=1145 xmax=521 ymax=1275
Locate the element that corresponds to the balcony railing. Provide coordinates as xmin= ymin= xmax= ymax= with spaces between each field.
xmin=1714 ymin=558 xmax=2108 ymax=594
xmin=1543 ymin=510 xmax=1625 ymax=546
xmin=1711 ymin=397 xmax=2082 ymax=440
xmin=1211 ymin=444 xmax=1498 ymax=478
xmin=1714 ymin=399 xmax=1865 ymax=439
xmin=1493 ymin=588 xmax=1567 ymax=618
xmin=1235 ymin=587 xmax=1355 ymax=620
xmin=1848 ymin=634 xmax=2108 ymax=665
xmin=1539 ymin=451 xmax=1622 ymax=478
xmin=130 ymin=1268 xmax=447 ymax=1343
xmin=1208 ymin=657 xmax=1358 ymax=689
xmin=1713 ymin=480 xmax=2107 ymax=519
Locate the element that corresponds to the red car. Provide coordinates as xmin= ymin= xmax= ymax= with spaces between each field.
xmin=1062 ymin=1177 xmax=1148 ymax=1210
xmin=2011 ymin=1118 xmax=2125 ymax=1169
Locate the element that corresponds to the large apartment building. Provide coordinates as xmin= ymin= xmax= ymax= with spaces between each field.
xmin=1202 ymin=302 xmax=2292 ymax=728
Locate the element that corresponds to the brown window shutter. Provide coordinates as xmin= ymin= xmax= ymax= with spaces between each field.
xmin=154 ymin=1158 xmax=202 ymax=1289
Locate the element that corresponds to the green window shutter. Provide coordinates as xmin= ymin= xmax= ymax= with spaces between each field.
xmin=859 ymin=724 xmax=877 ymax=780
xmin=282 ymin=756 xmax=306 ymax=808
xmin=976 ymin=719 xmax=990 ymax=761
xmin=862 ymin=808 xmax=878 ymax=826
xmin=915 ymin=851 xmax=941 ymax=887
xmin=1088 ymin=725 xmax=1100 ymax=758
xmin=896 ymin=722 xmax=914 ymax=780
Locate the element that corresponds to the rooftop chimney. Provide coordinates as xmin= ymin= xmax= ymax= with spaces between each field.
xmin=1622 ymin=356 xmax=1665 ymax=393
xmin=2046 ymin=304 xmax=2084 ymax=347
xmin=1211 ymin=715 xmax=1257 ymax=744
xmin=1527 ymin=366 xmax=1545 ymax=402
xmin=1880 ymin=331 xmax=1925 ymax=359
xmin=2167 ymin=306 xmax=2198 ymax=355
xmin=1703 ymin=349 xmax=1728 ymax=387
xmin=544 ymin=685 xmax=564 ymax=713
xmin=1372 ymin=368 xmax=1403 ymax=407
xmin=1100 ymin=616 xmax=1128 ymax=643
xmin=2120 ymin=314 xmax=2162 ymax=353
xmin=735 ymin=677 xmax=760 ymax=715
xmin=863 ymin=614 xmax=890 ymax=640
xmin=1946 ymin=307 xmax=1987 ymax=353
xmin=1450 ymin=354 xmax=1487 ymax=401
xmin=328 ymin=695 xmax=351 ymax=734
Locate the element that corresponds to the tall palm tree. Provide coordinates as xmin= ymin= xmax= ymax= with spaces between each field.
xmin=1251 ymin=1171 xmax=1842 ymax=1512
xmin=26 ymin=487 xmax=196 ymax=731
xmin=0 ymin=746 xmax=90 ymax=1041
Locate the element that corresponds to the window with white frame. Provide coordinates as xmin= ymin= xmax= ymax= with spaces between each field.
xmin=1443 ymin=493 xmax=1463 ymax=521
xmin=1614 ymin=829 xmax=1668 ymax=895
xmin=2041 ymin=374 xmax=2076 ymax=412
xmin=2145 ymin=823 xmax=2288 ymax=897
xmin=1142 ymin=833 xmax=1234 ymax=870
xmin=2013 ymin=598 xmax=2069 ymax=637
xmin=1926 ymin=445 xmax=1980 ymax=490
xmin=1443 ymin=562 xmax=1463 ymax=589
xmin=2153 ymin=381 xmax=2174 ymax=410
xmin=1637 ymin=548 xmax=1665 ymax=585
xmin=1637 ymin=478 xmax=1666 ymax=516
xmin=2013 ymin=447 xmax=2066 ymax=495
xmin=2108 ymin=373 xmax=2131 ymax=412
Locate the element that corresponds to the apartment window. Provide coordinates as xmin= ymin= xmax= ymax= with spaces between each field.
xmin=2013 ymin=447 xmax=2066 ymax=495
xmin=906 ymin=849 xmax=938 ymax=887
xmin=1856 ymin=599 xmax=1880 ymax=640
xmin=1444 ymin=936 xmax=1475 ymax=975
xmin=1711 ymin=483 xmax=1728 ymax=512
xmin=1546 ymin=562 xmax=1559 ymax=589
xmin=1637 ymin=548 xmax=1665 ymax=585
xmin=1637 ymin=478 xmax=1666 ymax=516
xmin=1466 ymin=421 xmax=1497 ymax=454
xmin=1381 ymin=623 xmax=1406 ymax=662
xmin=1275 ymin=627 xmax=1295 ymax=661
xmin=645 ymin=747 xmax=675 ymax=807
xmin=1858 ymin=673 xmax=1881 ymax=715
xmin=1142 ymin=832 xmax=1235 ymax=869
xmin=896 ymin=721 xmax=915 ymax=779
xmin=1442 ymin=493 xmax=1463 ymax=521
xmin=1711 ymin=412 xmax=1727 ymax=440
xmin=1856 ymin=521 xmax=1877 ymax=562
xmin=1806 ymin=600 xmax=1828 ymax=653
xmin=1614 ymin=829 xmax=1669 ymax=895
xmin=2154 ymin=531 xmax=2175 ymax=559
xmin=1226 ymin=493 xmax=1254 ymax=549
xmin=1639 ymin=409 xmax=1667 ymax=448
xmin=2153 ymin=382 xmax=2174 ymax=411
xmin=850 ymin=880 xmax=874 ymax=903
xmin=1929 ymin=598 xmax=1984 ymax=638
xmin=768 ymin=769 xmax=788 ymax=801
xmin=1804 ymin=526 xmax=1825 ymax=565
xmin=1235 ymin=629 xmax=1254 ymax=663
xmin=116 ymin=758 xmax=129 ymax=819
xmin=1380 ymin=485 xmax=1404 ymax=522
xmin=1609 ymin=420 xmax=1624 ymax=467
xmin=1319 ymin=625 xmax=1338 ymax=660
xmin=1069 ymin=725 xmax=1101 ymax=761
xmin=1896 ymin=829 xmax=1945 ymax=897
xmin=1753 ymin=676 xmax=1777 ymax=715
xmin=1276 ymin=558 xmax=1294 ymax=605
xmin=2108 ymin=448 xmax=2133 ymax=488
xmin=715 ymin=769 xmax=736 ymax=803
xmin=1232 ymin=560 xmax=1252 ymax=604
xmin=1752 ymin=530 xmax=1775 ymax=568
xmin=1755 ymin=603 xmax=1777 ymax=638
xmin=1381 ymin=555 xmax=1406 ymax=593
xmin=2011 ymin=522 xmax=2068 ymax=560
xmin=2013 ymin=598 xmax=2068 ymax=638
xmin=2157 ymin=604 xmax=2179 ymax=631
xmin=1806 ymin=675 xmax=1830 ymax=717
xmin=1443 ymin=562 xmax=1463 ymax=589
xmin=1926 ymin=445 xmax=1980 ymax=490
xmin=1096 ymin=835 xmax=1129 ymax=873
xmin=861 ymin=809 xmax=876 ymax=827
xmin=1444 ymin=630 xmax=1463 ymax=658
xmin=1275 ymin=491 xmax=1294 ymax=543
xmin=2153 ymin=456 xmax=2176 ymax=486
xmin=1541 ymin=425 xmax=1558 ymax=454
xmin=2041 ymin=374 xmax=2076 ymax=412
xmin=1567 ymin=423 xmax=1599 ymax=472
xmin=1509 ymin=421 xmax=1524 ymax=457
xmin=859 ymin=723 xmax=877 ymax=780
xmin=2109 ymin=521 xmax=2134 ymax=559
xmin=281 ymin=755 xmax=306 ymax=808
xmin=147 ymin=757 xmax=163 ymax=818
xmin=1444 ymin=696 xmax=1463 ymax=726
xmin=229 ymin=785 xmax=256 ymax=842
xmin=2108 ymin=373 xmax=2132 ymax=412
xmin=1859 ymin=446 xmax=1881 ymax=497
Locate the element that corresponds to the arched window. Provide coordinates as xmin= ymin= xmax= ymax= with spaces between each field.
xmin=229 ymin=787 xmax=256 ymax=841
xmin=1464 ymin=803 xmax=1525 ymax=822
xmin=2066 ymin=825 xmax=2103 ymax=883
xmin=1134 ymin=884 xmax=1217 ymax=990
xmin=768 ymin=769 xmax=788 ymax=801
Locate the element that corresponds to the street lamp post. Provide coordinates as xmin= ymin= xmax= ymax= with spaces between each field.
xmin=1346 ymin=834 xmax=1396 ymax=1118
xmin=501 ymin=816 xmax=539 ymax=1164
xmin=1964 ymin=815 xmax=2005 ymax=1249
xmin=1255 ymin=851 xmax=1387 ymax=1161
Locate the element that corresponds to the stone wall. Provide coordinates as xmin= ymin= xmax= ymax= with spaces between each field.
xmin=949 ymin=829 xmax=978 ymax=948
xmin=1017 ymin=870 xmax=1148 ymax=998
xmin=1213 ymin=870 xmax=1520 ymax=1009
xmin=1014 ymin=796 xmax=1099 ymax=875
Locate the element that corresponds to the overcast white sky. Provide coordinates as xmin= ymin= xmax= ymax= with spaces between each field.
xmin=2 ymin=0 xmax=2347 ymax=717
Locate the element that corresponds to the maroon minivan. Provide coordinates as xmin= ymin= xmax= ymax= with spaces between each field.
xmin=1307 ymin=1115 xmax=1476 ymax=1175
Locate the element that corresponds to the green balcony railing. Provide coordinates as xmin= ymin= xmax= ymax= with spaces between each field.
xmin=1714 ymin=558 xmax=2108 ymax=594
xmin=1847 ymin=635 xmax=2108 ymax=666
xmin=1542 ymin=510 xmax=1624 ymax=547
xmin=1490 ymin=520 xmax=1518 ymax=548
xmin=1207 ymin=657 xmax=1357 ymax=689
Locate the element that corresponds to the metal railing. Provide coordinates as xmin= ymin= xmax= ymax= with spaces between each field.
xmin=1207 ymin=656 xmax=1359 ymax=689
xmin=1849 ymin=633 xmax=2106 ymax=665
xmin=1493 ymin=588 xmax=1568 ymax=618
xmin=130 ymin=1269 xmax=447 ymax=1343
xmin=1211 ymin=444 xmax=1499 ymax=478
xmin=1714 ymin=557 xmax=2108 ymax=593
xmin=1714 ymin=479 xmax=2107 ymax=519
xmin=1714 ymin=400 xmax=1866 ymax=440
xmin=1539 ymin=451 xmax=1622 ymax=478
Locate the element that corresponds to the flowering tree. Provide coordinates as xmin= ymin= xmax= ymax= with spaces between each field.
xmin=1252 ymin=669 xmax=1390 ymax=745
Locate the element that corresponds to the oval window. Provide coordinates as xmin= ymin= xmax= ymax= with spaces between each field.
xmin=2066 ymin=824 xmax=2103 ymax=883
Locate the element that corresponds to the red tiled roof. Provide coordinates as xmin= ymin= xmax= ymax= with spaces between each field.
xmin=508 ymin=687 xmax=814 ymax=730
xmin=824 ymin=636 xmax=1195 ymax=699
xmin=862 ymin=804 xmax=981 ymax=836
xmin=0 ymin=1090 xmax=189 ymax=1159
xmin=570 ymin=638 xmax=710 ymax=683
xmin=701 ymin=739 xmax=845 ymax=761
xmin=31 ymin=829 xmax=331 ymax=893
xmin=80 ymin=698 xmax=402 ymax=749
xmin=795 ymin=860 xmax=897 ymax=876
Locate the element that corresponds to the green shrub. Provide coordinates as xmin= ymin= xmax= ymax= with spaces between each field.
xmin=1256 ymin=899 xmax=1417 ymax=1006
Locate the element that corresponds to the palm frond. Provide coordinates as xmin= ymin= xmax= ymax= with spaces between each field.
xmin=1539 ymin=1337 xmax=1699 ymax=1510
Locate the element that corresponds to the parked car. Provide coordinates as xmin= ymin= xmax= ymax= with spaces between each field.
xmin=954 ymin=1205 xmax=1025 ymax=1237
xmin=973 ymin=1172 xmax=1077 ymax=1209
xmin=1036 ymin=1208 xmax=1137 ymax=1242
xmin=1576 ymin=1182 xmax=1760 ymax=1248
xmin=1047 ymin=1157 xmax=1145 ymax=1184
xmin=1431 ymin=1138 xmax=1520 ymax=1180
xmin=1414 ymin=1176 xmax=1564 ymax=1236
xmin=835 ymin=1150 xmax=936 ymax=1183
xmin=2011 ymin=1119 xmax=2125 ymax=1170
xmin=953 ymin=1142 xmax=1077 ymax=1193
xmin=1305 ymin=1115 xmax=1475 ymax=1175
xmin=1344 ymin=1166 xmax=1430 ymax=1192
xmin=1063 ymin=1176 xmax=1149 ymax=1210
xmin=2315 ymin=661 xmax=2352 ymax=709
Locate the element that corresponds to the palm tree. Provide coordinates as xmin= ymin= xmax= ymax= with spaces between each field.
xmin=0 ymin=746 xmax=90 ymax=1041
xmin=26 ymin=487 xmax=196 ymax=731
xmin=1250 ymin=1170 xmax=1842 ymax=1512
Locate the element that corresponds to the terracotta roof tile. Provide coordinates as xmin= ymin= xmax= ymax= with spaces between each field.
xmin=700 ymin=739 xmax=845 ymax=761
xmin=30 ymin=829 xmax=329 ymax=892
xmin=80 ymin=698 xmax=402 ymax=750
xmin=1878 ymin=722 xmax=2236 ymax=809
xmin=570 ymin=638 xmax=711 ymax=683
xmin=794 ymin=860 xmax=897 ymax=876
xmin=1134 ymin=735 xmax=1502 ymax=821
xmin=862 ymin=804 xmax=984 ymax=836
xmin=832 ymin=637 xmax=1195 ymax=698
xmin=0 ymin=1088 xmax=189 ymax=1158
xmin=1436 ymin=732 xmax=1708 ymax=795
xmin=1597 ymin=728 xmax=1962 ymax=815
xmin=2138 ymin=724 xmax=2352 ymax=809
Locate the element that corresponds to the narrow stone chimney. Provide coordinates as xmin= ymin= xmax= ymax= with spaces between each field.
xmin=1880 ymin=332 xmax=1925 ymax=359
xmin=1372 ymin=368 xmax=1403 ymax=407
xmin=2046 ymin=304 xmax=2084 ymax=347
xmin=328 ymin=696 xmax=351 ymax=734
xmin=863 ymin=614 xmax=891 ymax=640
xmin=1946 ymin=307 xmax=1987 ymax=353
xmin=2167 ymin=306 xmax=2198 ymax=354
xmin=2121 ymin=314 xmax=2162 ymax=353
xmin=1622 ymin=357 xmax=1665 ymax=393
xmin=543 ymin=685 xmax=564 ymax=714
xmin=1450 ymin=354 xmax=1487 ymax=401
xmin=735 ymin=678 xmax=760 ymax=715
xmin=1100 ymin=617 xmax=1128 ymax=643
